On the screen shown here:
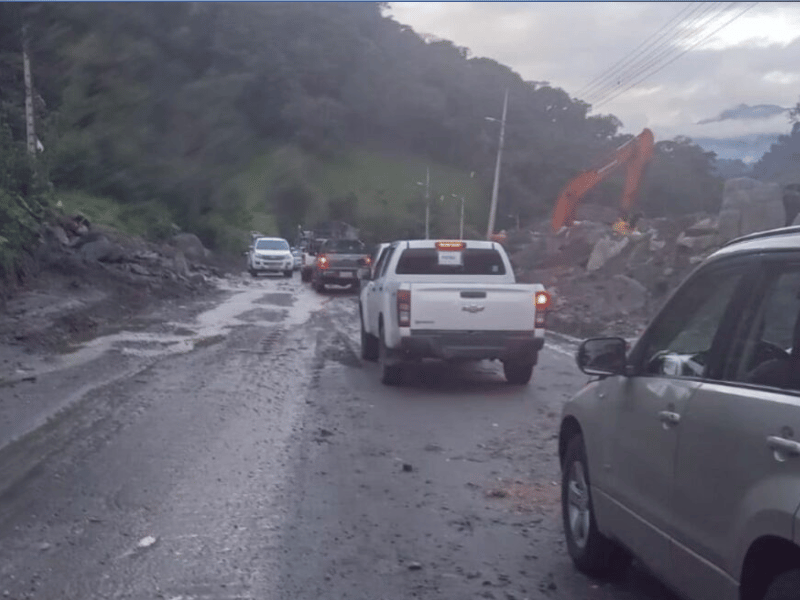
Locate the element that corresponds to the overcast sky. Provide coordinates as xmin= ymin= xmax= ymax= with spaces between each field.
xmin=386 ymin=2 xmax=800 ymax=159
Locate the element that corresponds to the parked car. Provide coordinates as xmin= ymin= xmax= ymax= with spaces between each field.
xmin=247 ymin=237 xmax=293 ymax=277
xmin=359 ymin=239 xmax=549 ymax=385
xmin=311 ymin=238 xmax=370 ymax=293
xmin=559 ymin=225 xmax=800 ymax=600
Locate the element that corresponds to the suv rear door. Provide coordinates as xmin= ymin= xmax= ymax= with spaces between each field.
xmin=669 ymin=255 xmax=800 ymax=600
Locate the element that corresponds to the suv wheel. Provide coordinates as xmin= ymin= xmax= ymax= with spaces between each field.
xmin=562 ymin=434 xmax=631 ymax=579
xmin=249 ymin=269 xmax=258 ymax=278
xmin=503 ymin=360 xmax=534 ymax=384
xmin=378 ymin=324 xmax=402 ymax=386
xmin=763 ymin=569 xmax=800 ymax=600
xmin=360 ymin=310 xmax=379 ymax=361
xmin=283 ymin=269 xmax=293 ymax=277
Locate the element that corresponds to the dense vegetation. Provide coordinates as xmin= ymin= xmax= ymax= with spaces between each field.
xmin=0 ymin=2 xmax=733 ymax=282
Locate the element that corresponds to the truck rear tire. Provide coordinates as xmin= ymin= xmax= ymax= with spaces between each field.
xmin=301 ymin=269 xmax=311 ymax=282
xmin=360 ymin=314 xmax=379 ymax=362
xmin=503 ymin=360 xmax=534 ymax=385
xmin=379 ymin=325 xmax=402 ymax=386
xmin=283 ymin=270 xmax=293 ymax=278
xmin=313 ymin=279 xmax=325 ymax=293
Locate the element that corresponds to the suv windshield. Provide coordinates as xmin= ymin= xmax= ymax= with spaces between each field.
xmin=321 ymin=239 xmax=365 ymax=253
xmin=395 ymin=248 xmax=506 ymax=275
xmin=255 ymin=239 xmax=289 ymax=250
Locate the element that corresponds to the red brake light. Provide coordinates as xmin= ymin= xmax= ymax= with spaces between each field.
xmin=535 ymin=291 xmax=550 ymax=328
xmin=435 ymin=240 xmax=465 ymax=250
xmin=534 ymin=291 xmax=551 ymax=309
xmin=317 ymin=255 xmax=329 ymax=269
xmin=397 ymin=289 xmax=411 ymax=327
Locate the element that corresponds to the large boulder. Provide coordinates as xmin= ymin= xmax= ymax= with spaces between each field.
xmin=717 ymin=177 xmax=785 ymax=242
xmin=587 ymin=236 xmax=630 ymax=271
xmin=80 ymin=236 xmax=126 ymax=263
xmin=171 ymin=233 xmax=209 ymax=262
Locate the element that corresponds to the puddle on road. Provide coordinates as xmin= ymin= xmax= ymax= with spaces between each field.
xmin=29 ymin=278 xmax=331 ymax=377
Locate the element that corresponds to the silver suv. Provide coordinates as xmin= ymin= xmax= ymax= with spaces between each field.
xmin=559 ymin=225 xmax=800 ymax=600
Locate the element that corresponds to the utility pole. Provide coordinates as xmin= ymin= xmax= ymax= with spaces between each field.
xmin=486 ymin=88 xmax=508 ymax=240
xmin=22 ymin=24 xmax=36 ymax=157
xmin=459 ymin=195 xmax=464 ymax=240
xmin=424 ymin=166 xmax=430 ymax=240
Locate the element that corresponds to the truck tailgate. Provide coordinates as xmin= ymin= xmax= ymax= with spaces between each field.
xmin=408 ymin=283 xmax=540 ymax=331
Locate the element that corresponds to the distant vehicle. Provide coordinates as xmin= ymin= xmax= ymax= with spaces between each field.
xmin=359 ymin=239 xmax=549 ymax=385
xmin=247 ymin=237 xmax=294 ymax=278
xmin=290 ymin=247 xmax=302 ymax=270
xmin=559 ymin=224 xmax=800 ymax=600
xmin=300 ymin=238 xmax=326 ymax=282
xmin=312 ymin=238 xmax=370 ymax=293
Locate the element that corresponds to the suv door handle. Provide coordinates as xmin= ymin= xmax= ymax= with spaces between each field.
xmin=766 ymin=436 xmax=800 ymax=457
xmin=658 ymin=411 xmax=681 ymax=426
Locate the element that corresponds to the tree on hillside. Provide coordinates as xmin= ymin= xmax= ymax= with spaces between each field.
xmin=752 ymin=122 xmax=800 ymax=185
xmin=640 ymin=137 xmax=722 ymax=217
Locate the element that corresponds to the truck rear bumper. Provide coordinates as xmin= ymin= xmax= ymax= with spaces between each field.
xmin=316 ymin=269 xmax=360 ymax=284
xmin=399 ymin=331 xmax=544 ymax=363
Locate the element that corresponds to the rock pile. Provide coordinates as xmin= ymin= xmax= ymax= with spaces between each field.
xmin=510 ymin=177 xmax=794 ymax=339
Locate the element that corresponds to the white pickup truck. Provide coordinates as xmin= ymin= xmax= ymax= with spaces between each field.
xmin=359 ymin=239 xmax=549 ymax=386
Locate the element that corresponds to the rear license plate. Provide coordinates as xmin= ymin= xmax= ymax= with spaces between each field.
xmin=340 ymin=271 xmax=353 ymax=278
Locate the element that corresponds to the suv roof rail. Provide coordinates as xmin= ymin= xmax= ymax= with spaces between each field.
xmin=722 ymin=225 xmax=800 ymax=248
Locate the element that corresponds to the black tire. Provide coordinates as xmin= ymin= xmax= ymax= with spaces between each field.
xmin=562 ymin=434 xmax=631 ymax=579
xmin=378 ymin=323 xmax=402 ymax=386
xmin=301 ymin=269 xmax=311 ymax=282
xmin=763 ymin=569 xmax=800 ymax=600
xmin=313 ymin=279 xmax=325 ymax=293
xmin=360 ymin=309 xmax=379 ymax=362
xmin=249 ymin=269 xmax=258 ymax=278
xmin=283 ymin=270 xmax=293 ymax=278
xmin=503 ymin=361 xmax=534 ymax=385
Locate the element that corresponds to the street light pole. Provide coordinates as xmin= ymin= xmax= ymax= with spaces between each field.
xmin=486 ymin=88 xmax=508 ymax=240
xmin=451 ymin=193 xmax=464 ymax=240
xmin=415 ymin=166 xmax=431 ymax=240
xmin=424 ymin=166 xmax=430 ymax=240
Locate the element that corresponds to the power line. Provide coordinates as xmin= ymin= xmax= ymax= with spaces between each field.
xmin=585 ymin=2 xmax=734 ymax=106
xmin=576 ymin=2 xmax=701 ymax=100
xmin=594 ymin=2 xmax=759 ymax=109
xmin=587 ymin=2 xmax=736 ymax=106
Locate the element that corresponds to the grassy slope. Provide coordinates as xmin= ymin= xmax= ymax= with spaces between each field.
xmin=230 ymin=145 xmax=486 ymax=243
xmin=54 ymin=145 xmax=487 ymax=249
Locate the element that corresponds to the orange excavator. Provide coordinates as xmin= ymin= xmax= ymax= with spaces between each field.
xmin=551 ymin=128 xmax=655 ymax=234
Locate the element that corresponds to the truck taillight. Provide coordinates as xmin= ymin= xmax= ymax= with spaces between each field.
xmin=535 ymin=291 xmax=550 ymax=328
xmin=317 ymin=255 xmax=329 ymax=269
xmin=397 ymin=289 xmax=411 ymax=327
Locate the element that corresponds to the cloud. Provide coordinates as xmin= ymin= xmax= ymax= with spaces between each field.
xmin=387 ymin=1 xmax=800 ymax=150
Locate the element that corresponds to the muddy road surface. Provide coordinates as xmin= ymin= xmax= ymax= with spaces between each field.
xmin=0 ymin=274 xmax=677 ymax=600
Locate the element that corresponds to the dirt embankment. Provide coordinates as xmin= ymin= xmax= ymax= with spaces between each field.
xmin=0 ymin=216 xmax=235 ymax=379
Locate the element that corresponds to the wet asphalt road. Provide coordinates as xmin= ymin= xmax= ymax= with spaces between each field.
xmin=0 ymin=274 xmax=678 ymax=600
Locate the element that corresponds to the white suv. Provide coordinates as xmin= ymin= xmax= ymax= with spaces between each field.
xmin=560 ymin=225 xmax=800 ymax=600
xmin=247 ymin=237 xmax=294 ymax=278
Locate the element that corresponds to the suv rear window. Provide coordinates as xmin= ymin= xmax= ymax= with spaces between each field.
xmin=395 ymin=248 xmax=506 ymax=275
xmin=321 ymin=239 xmax=366 ymax=253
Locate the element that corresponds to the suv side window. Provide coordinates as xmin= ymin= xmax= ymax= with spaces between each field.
xmin=724 ymin=265 xmax=800 ymax=390
xmin=635 ymin=266 xmax=746 ymax=378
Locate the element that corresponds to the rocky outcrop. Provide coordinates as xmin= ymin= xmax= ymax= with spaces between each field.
xmin=717 ymin=177 xmax=785 ymax=242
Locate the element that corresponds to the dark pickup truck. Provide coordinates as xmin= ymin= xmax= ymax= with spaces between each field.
xmin=312 ymin=238 xmax=370 ymax=292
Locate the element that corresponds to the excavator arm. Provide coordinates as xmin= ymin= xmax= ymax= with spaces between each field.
xmin=551 ymin=128 xmax=654 ymax=232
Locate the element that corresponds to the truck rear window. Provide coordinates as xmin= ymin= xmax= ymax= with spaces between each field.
xmin=321 ymin=239 xmax=366 ymax=253
xmin=395 ymin=248 xmax=506 ymax=275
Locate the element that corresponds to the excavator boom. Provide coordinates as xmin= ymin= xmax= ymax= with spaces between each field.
xmin=551 ymin=128 xmax=654 ymax=232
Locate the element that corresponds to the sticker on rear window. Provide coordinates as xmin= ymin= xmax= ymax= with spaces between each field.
xmin=437 ymin=251 xmax=463 ymax=266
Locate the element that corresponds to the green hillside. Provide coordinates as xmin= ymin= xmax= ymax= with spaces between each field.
xmin=229 ymin=145 xmax=485 ymax=244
